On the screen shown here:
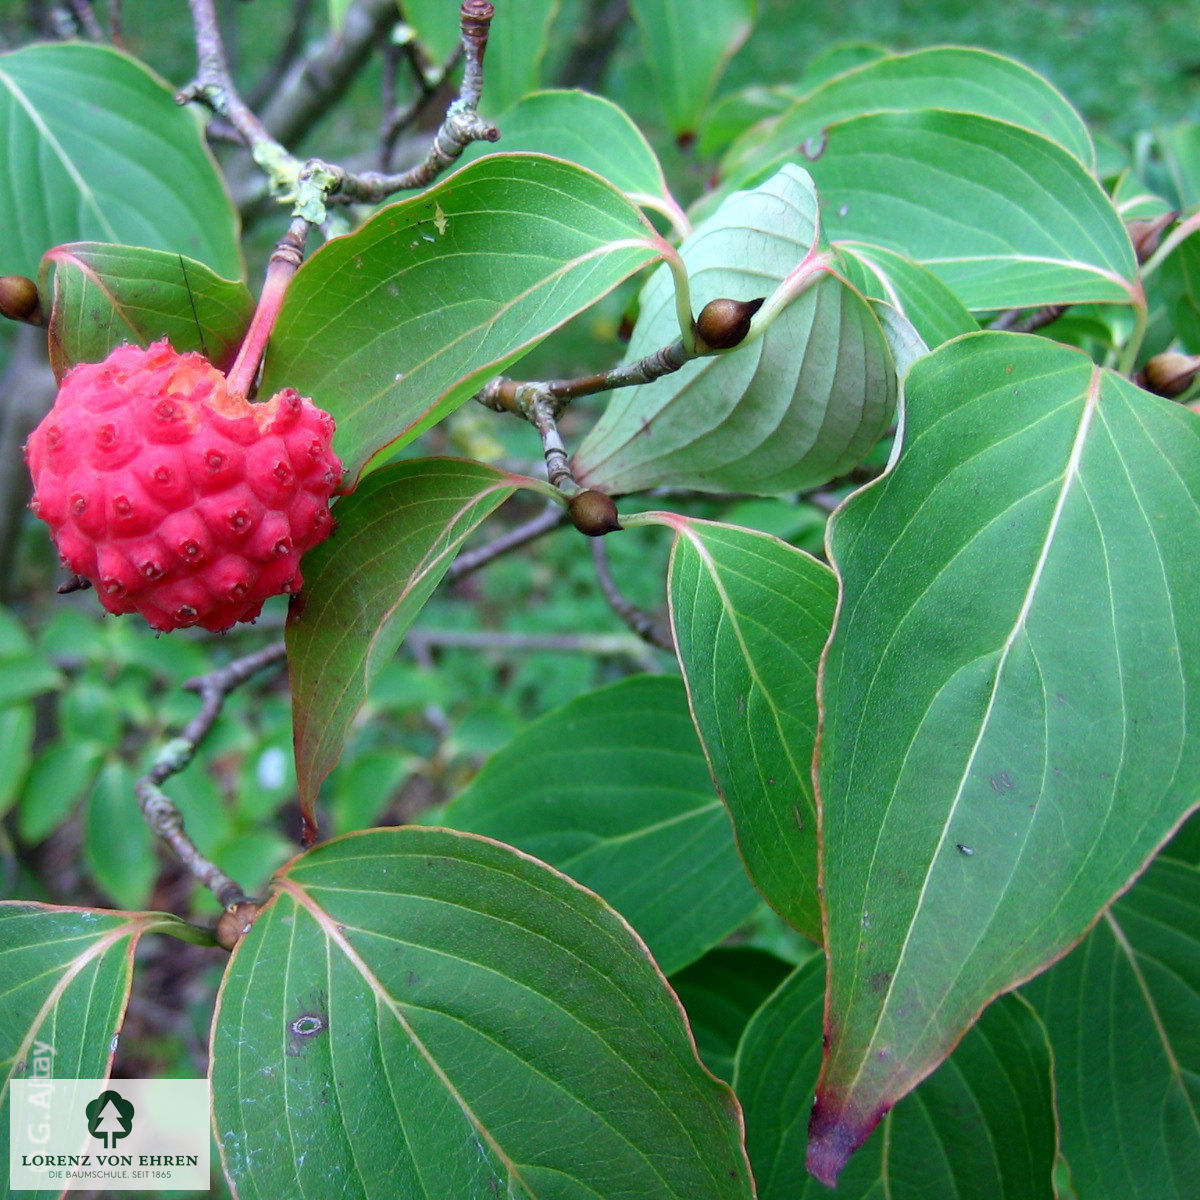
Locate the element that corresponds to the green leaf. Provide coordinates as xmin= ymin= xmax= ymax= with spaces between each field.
xmin=0 ymin=657 xmax=61 ymax=707
xmin=834 ymin=242 xmax=978 ymax=350
xmin=1023 ymin=857 xmax=1200 ymax=1199
xmin=697 ymin=86 xmax=799 ymax=159
xmin=42 ymin=243 xmax=253 ymax=379
xmin=236 ymin=731 xmax=298 ymax=824
xmin=809 ymin=332 xmax=1200 ymax=1183
xmin=260 ymin=154 xmax=666 ymax=483
xmin=630 ymin=0 xmax=756 ymax=138
xmin=0 ymin=901 xmax=204 ymax=1196
xmin=1111 ymin=169 xmax=1175 ymax=222
xmin=1158 ymin=230 xmax=1200 ymax=354
xmin=0 ymin=705 xmax=34 ymax=820
xmin=1164 ymin=811 xmax=1200 ymax=867
xmin=398 ymin=0 xmax=461 ymax=61
xmin=211 ymin=827 xmax=754 ymax=1199
xmin=59 ymin=678 xmax=123 ymax=747
xmin=458 ymin=90 xmax=683 ymax=228
xmin=17 ymin=740 xmax=105 ymax=843
xmin=666 ymin=517 xmax=837 ymax=943
xmin=84 ymin=760 xmax=157 ymax=912
xmin=1161 ymin=122 xmax=1200 ymax=210
xmin=670 ymin=946 xmax=795 ymax=1081
xmin=793 ymin=42 xmax=890 ymax=92
xmin=736 ymin=959 xmax=1056 ymax=1198
xmin=477 ymin=0 xmax=559 ymax=117
xmin=722 ymin=47 xmax=1094 ymax=185
xmin=0 ymin=606 xmax=34 ymax=657
xmin=441 ymin=674 xmax=760 ymax=975
xmin=576 ymin=165 xmax=896 ymax=496
xmin=327 ymin=0 xmax=352 ymax=30
xmin=287 ymin=458 xmax=519 ymax=828
xmin=329 ymin=751 xmax=410 ymax=836
xmin=808 ymin=112 xmax=1138 ymax=310
xmin=0 ymin=44 xmax=242 ymax=279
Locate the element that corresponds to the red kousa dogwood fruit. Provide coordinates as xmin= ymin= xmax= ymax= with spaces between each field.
xmin=25 ymin=340 xmax=342 ymax=632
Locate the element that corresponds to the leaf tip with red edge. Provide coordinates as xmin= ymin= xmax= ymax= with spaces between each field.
xmin=806 ymin=1091 xmax=888 ymax=1188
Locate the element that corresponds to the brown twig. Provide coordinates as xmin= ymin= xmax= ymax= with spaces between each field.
xmin=473 ymin=338 xmax=695 ymax=496
xmin=590 ymin=538 xmax=674 ymax=652
xmin=65 ymin=0 xmax=102 ymax=38
xmin=246 ymin=0 xmax=314 ymax=111
xmin=476 ymin=338 xmax=694 ymax=420
xmin=407 ymin=627 xmax=661 ymax=666
xmin=106 ymin=0 xmax=122 ymax=46
xmin=186 ymin=0 xmax=500 ymax=217
xmin=0 ymin=323 xmax=56 ymax=602
xmin=445 ymin=503 xmax=567 ymax=582
xmin=380 ymin=37 xmax=465 ymax=172
xmin=327 ymin=0 xmax=499 ymax=203
xmin=182 ymin=0 xmax=285 ymax=165
xmin=134 ymin=643 xmax=287 ymax=908
xmin=556 ymin=0 xmax=629 ymax=90
xmin=988 ymin=304 xmax=1068 ymax=334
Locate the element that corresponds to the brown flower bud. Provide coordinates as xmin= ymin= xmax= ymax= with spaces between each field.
xmin=215 ymin=900 xmax=261 ymax=951
xmin=1138 ymin=351 xmax=1200 ymax=399
xmin=0 ymin=275 xmax=42 ymax=324
xmin=1126 ymin=212 xmax=1177 ymax=265
xmin=695 ymin=296 xmax=765 ymax=350
xmin=568 ymin=489 xmax=621 ymax=537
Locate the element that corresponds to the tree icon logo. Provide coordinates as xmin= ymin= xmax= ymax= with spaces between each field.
xmin=85 ymin=1089 xmax=135 ymax=1149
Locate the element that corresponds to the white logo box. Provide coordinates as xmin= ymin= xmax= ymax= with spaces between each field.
xmin=9 ymin=1078 xmax=210 ymax=1192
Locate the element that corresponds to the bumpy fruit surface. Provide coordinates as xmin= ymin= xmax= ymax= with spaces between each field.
xmin=25 ymin=340 xmax=342 ymax=632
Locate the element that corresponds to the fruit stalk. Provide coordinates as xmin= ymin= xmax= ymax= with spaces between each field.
xmin=227 ymin=215 xmax=312 ymax=397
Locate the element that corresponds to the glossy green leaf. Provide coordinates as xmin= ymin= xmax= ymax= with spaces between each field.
xmin=84 ymin=760 xmax=156 ymax=912
xmin=0 ymin=43 xmax=241 ymax=279
xmin=0 ymin=705 xmax=33 ymax=821
xmin=17 ymin=740 xmax=105 ymax=843
xmin=630 ymin=0 xmax=755 ymax=138
xmin=808 ymin=112 xmax=1138 ymax=310
xmin=736 ymin=959 xmax=1056 ymax=1198
xmin=576 ymin=166 xmax=896 ymax=496
xmin=477 ymin=0 xmax=558 ymax=117
xmin=261 ymin=154 xmax=666 ymax=483
xmin=834 ymin=242 xmax=978 ymax=350
xmin=458 ymin=90 xmax=683 ymax=227
xmin=1023 ymin=857 xmax=1200 ymax=1199
xmin=670 ymin=946 xmax=794 ymax=1082
xmin=809 ymin=332 xmax=1200 ymax=1183
xmin=722 ymin=47 xmax=1094 ymax=186
xmin=666 ymin=516 xmax=837 ymax=943
xmin=287 ymin=458 xmax=520 ymax=827
xmin=441 ymin=674 xmax=760 ymax=974
xmin=211 ymin=827 xmax=754 ymax=1199
xmin=42 ymin=243 xmax=253 ymax=379
xmin=1 ymin=901 xmax=205 ymax=1200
